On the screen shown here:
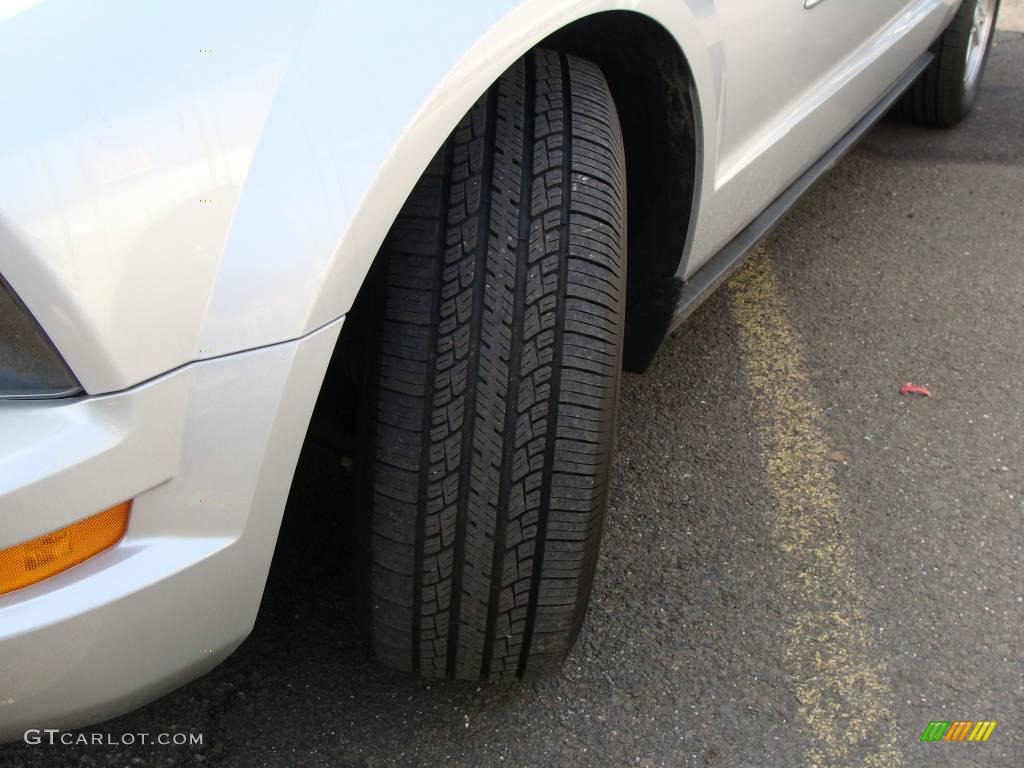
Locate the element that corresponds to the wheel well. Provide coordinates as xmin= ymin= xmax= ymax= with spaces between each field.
xmin=543 ymin=12 xmax=699 ymax=372
xmin=303 ymin=13 xmax=700 ymax=503
xmin=328 ymin=12 xmax=699 ymax=398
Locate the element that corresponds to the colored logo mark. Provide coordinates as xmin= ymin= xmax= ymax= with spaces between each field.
xmin=920 ymin=721 xmax=997 ymax=742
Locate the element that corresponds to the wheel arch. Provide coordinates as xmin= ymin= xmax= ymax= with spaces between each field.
xmin=260 ymin=2 xmax=714 ymax=374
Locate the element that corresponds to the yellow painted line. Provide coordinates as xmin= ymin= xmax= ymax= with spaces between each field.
xmin=726 ymin=243 xmax=903 ymax=767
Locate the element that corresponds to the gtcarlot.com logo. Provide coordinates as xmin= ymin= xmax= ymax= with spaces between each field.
xmin=24 ymin=729 xmax=203 ymax=746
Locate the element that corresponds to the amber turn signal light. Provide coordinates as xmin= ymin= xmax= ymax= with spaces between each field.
xmin=0 ymin=501 xmax=131 ymax=597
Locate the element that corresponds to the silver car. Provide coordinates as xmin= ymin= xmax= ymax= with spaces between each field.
xmin=0 ymin=0 xmax=999 ymax=738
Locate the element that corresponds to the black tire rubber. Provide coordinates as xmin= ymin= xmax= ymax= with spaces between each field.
xmin=360 ymin=49 xmax=626 ymax=680
xmin=893 ymin=0 xmax=1000 ymax=127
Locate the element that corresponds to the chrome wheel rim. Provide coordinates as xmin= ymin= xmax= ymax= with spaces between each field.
xmin=965 ymin=0 xmax=997 ymax=89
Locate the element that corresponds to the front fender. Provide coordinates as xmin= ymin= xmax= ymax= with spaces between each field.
xmin=0 ymin=0 xmax=719 ymax=395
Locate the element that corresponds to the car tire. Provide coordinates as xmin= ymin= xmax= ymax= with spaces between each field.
xmin=359 ymin=48 xmax=626 ymax=680
xmin=893 ymin=0 xmax=1000 ymax=127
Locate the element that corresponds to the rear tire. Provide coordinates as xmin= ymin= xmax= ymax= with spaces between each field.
xmin=360 ymin=49 xmax=626 ymax=680
xmin=893 ymin=0 xmax=1000 ymax=127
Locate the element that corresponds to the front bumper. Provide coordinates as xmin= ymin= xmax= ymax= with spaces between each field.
xmin=0 ymin=319 xmax=342 ymax=741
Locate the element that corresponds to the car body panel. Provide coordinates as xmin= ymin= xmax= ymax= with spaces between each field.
xmin=0 ymin=0 xmax=714 ymax=395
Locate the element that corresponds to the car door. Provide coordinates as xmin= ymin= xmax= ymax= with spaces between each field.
xmin=788 ymin=0 xmax=960 ymax=172
xmin=795 ymin=0 xmax=917 ymax=131
xmin=682 ymin=0 xmax=957 ymax=277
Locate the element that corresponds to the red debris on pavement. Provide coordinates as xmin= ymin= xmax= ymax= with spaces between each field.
xmin=900 ymin=382 xmax=932 ymax=397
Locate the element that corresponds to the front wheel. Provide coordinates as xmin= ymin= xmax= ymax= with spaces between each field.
xmin=360 ymin=49 xmax=627 ymax=680
xmin=894 ymin=0 xmax=1001 ymax=127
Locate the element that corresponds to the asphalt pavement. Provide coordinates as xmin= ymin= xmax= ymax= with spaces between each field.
xmin=3 ymin=7 xmax=1023 ymax=768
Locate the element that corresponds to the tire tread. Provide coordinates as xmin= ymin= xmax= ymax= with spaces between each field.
xmin=364 ymin=48 xmax=625 ymax=681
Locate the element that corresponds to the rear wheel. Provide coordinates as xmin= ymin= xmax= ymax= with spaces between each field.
xmin=894 ymin=0 xmax=1000 ymax=127
xmin=360 ymin=49 xmax=627 ymax=680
